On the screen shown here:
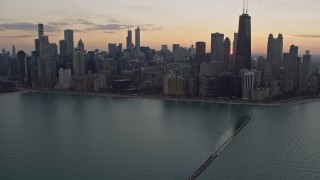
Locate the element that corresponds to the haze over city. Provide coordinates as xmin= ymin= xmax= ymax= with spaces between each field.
xmin=1 ymin=0 xmax=320 ymax=54
xmin=2 ymin=1 xmax=320 ymax=180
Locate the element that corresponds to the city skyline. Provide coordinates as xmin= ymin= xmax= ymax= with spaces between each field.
xmin=1 ymin=0 xmax=320 ymax=55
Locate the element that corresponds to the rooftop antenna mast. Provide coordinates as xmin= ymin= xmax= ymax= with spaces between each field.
xmin=243 ymin=0 xmax=245 ymax=14
xmin=246 ymin=0 xmax=249 ymax=14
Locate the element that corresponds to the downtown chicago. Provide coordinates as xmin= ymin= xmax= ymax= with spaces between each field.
xmin=0 ymin=6 xmax=319 ymax=101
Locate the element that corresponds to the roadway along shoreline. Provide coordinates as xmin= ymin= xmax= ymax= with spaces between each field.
xmin=3 ymin=89 xmax=320 ymax=107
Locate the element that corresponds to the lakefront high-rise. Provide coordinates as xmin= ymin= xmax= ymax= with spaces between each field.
xmin=64 ymin=29 xmax=74 ymax=56
xmin=236 ymin=1 xmax=251 ymax=72
xmin=267 ymin=34 xmax=283 ymax=74
xmin=211 ymin=33 xmax=224 ymax=62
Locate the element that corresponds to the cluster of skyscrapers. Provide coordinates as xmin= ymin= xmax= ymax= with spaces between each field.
xmin=0 ymin=7 xmax=319 ymax=101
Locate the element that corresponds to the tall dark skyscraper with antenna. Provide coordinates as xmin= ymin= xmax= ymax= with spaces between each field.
xmin=135 ymin=23 xmax=140 ymax=53
xmin=236 ymin=0 xmax=251 ymax=71
xmin=126 ymin=27 xmax=133 ymax=50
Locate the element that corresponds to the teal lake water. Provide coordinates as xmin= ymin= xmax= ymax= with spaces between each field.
xmin=0 ymin=92 xmax=320 ymax=179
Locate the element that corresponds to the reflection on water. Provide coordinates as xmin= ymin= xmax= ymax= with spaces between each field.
xmin=1 ymin=92 xmax=320 ymax=180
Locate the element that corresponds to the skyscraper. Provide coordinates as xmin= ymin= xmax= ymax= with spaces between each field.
xmin=211 ymin=33 xmax=224 ymax=62
xmin=12 ymin=45 xmax=16 ymax=59
xmin=140 ymin=46 xmax=151 ymax=62
xmin=161 ymin=45 xmax=168 ymax=51
xmin=195 ymin=42 xmax=206 ymax=63
xmin=34 ymin=24 xmax=44 ymax=56
xmin=0 ymin=52 xmax=2 ymax=75
xmin=59 ymin=40 xmax=68 ymax=67
xmin=172 ymin=44 xmax=181 ymax=62
xmin=17 ymin=51 xmax=26 ymax=83
xmin=267 ymin=33 xmax=283 ymax=75
xmin=38 ymin=24 xmax=44 ymax=39
xmin=1 ymin=49 xmax=10 ymax=75
xmin=64 ymin=29 xmax=74 ymax=56
xmin=283 ymin=45 xmax=299 ymax=91
xmin=77 ymin=39 xmax=84 ymax=52
xmin=229 ymin=33 xmax=238 ymax=72
xmin=59 ymin=40 xmax=68 ymax=56
xmin=108 ymin=43 xmax=117 ymax=57
xmin=117 ymin=43 xmax=123 ymax=53
xmin=240 ymin=69 xmax=254 ymax=100
xmin=135 ymin=24 xmax=140 ymax=53
xmin=301 ymin=50 xmax=311 ymax=92
xmin=34 ymin=39 xmax=40 ymax=55
xmin=233 ymin=33 xmax=238 ymax=54
xmin=126 ymin=28 xmax=133 ymax=50
xmin=38 ymin=35 xmax=58 ymax=88
xmin=224 ymin=37 xmax=231 ymax=71
xmin=73 ymin=51 xmax=86 ymax=76
xmin=236 ymin=7 xmax=251 ymax=71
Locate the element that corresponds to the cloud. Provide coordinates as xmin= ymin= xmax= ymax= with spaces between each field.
xmin=87 ymin=23 xmax=128 ymax=31
xmin=0 ymin=23 xmax=36 ymax=31
xmin=76 ymin=18 xmax=95 ymax=25
xmin=48 ymin=21 xmax=70 ymax=26
xmin=0 ymin=35 xmax=36 ymax=39
xmin=0 ymin=22 xmax=58 ymax=32
xmin=140 ymin=24 xmax=162 ymax=31
xmin=292 ymin=35 xmax=320 ymax=39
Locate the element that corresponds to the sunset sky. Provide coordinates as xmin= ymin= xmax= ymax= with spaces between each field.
xmin=0 ymin=0 xmax=320 ymax=55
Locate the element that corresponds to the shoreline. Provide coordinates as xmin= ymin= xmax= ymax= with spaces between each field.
xmin=19 ymin=89 xmax=320 ymax=107
xmin=0 ymin=90 xmax=31 ymax=96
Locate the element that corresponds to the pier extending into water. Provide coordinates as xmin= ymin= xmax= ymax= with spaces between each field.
xmin=189 ymin=115 xmax=253 ymax=180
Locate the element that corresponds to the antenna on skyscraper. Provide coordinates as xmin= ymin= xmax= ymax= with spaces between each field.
xmin=246 ymin=0 xmax=249 ymax=14
xmin=243 ymin=0 xmax=245 ymax=14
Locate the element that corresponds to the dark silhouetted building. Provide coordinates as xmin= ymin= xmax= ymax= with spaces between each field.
xmin=224 ymin=37 xmax=231 ymax=71
xmin=267 ymin=33 xmax=283 ymax=75
xmin=135 ymin=24 xmax=140 ymax=53
xmin=77 ymin=39 xmax=84 ymax=52
xmin=17 ymin=51 xmax=26 ymax=83
xmin=211 ymin=33 xmax=224 ymax=62
xmin=283 ymin=45 xmax=299 ymax=91
xmin=301 ymin=50 xmax=311 ymax=92
xmin=140 ymin=46 xmax=151 ymax=62
xmin=59 ymin=40 xmax=68 ymax=67
xmin=236 ymin=12 xmax=251 ymax=71
xmin=108 ymin=43 xmax=117 ymax=57
xmin=64 ymin=29 xmax=74 ymax=56
xmin=195 ymin=42 xmax=206 ymax=63
xmin=126 ymin=28 xmax=133 ymax=50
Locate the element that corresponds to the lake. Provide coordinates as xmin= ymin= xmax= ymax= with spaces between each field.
xmin=0 ymin=92 xmax=319 ymax=179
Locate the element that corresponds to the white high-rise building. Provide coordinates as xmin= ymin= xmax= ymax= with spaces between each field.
xmin=240 ymin=69 xmax=254 ymax=100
